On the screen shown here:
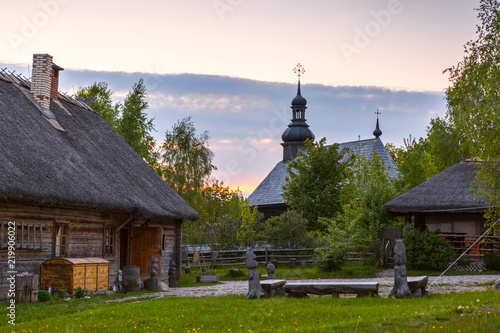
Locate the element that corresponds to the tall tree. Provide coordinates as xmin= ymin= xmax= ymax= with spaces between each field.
xmin=160 ymin=117 xmax=216 ymax=205
xmin=117 ymin=79 xmax=159 ymax=169
xmin=75 ymin=82 xmax=120 ymax=129
xmin=283 ymin=138 xmax=348 ymax=231
xmin=445 ymin=0 xmax=500 ymax=226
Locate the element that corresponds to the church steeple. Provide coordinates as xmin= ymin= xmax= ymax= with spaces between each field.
xmin=373 ymin=109 xmax=382 ymax=139
xmin=281 ymin=64 xmax=315 ymax=162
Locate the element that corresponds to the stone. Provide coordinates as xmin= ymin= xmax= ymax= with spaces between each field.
xmin=158 ymin=281 xmax=169 ymax=291
xmin=389 ymin=239 xmax=412 ymax=298
xmin=300 ymin=260 xmax=307 ymax=268
xmin=289 ymin=258 xmax=297 ymax=268
xmin=246 ymin=248 xmax=264 ymax=299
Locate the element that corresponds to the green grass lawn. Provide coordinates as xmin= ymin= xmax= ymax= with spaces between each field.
xmin=2 ymin=290 xmax=499 ymax=332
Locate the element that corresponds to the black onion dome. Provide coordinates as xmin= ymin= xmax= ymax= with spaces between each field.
xmin=282 ymin=121 xmax=315 ymax=142
xmin=373 ymin=118 xmax=382 ymax=138
xmin=291 ymin=93 xmax=307 ymax=106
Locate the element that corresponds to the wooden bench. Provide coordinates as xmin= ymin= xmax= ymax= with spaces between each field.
xmin=285 ymin=282 xmax=379 ymax=298
xmin=407 ymin=276 xmax=428 ymax=298
xmin=260 ymin=279 xmax=286 ymax=297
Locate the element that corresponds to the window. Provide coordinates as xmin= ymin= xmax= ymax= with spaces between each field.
xmin=54 ymin=223 xmax=68 ymax=257
xmin=104 ymin=226 xmax=115 ymax=255
xmin=1 ymin=221 xmax=44 ymax=250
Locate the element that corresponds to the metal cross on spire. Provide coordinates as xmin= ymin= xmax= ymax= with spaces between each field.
xmin=375 ymin=109 xmax=381 ymax=119
xmin=293 ymin=63 xmax=306 ymax=78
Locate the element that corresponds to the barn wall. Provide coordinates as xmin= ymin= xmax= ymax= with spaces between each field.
xmin=0 ymin=203 xmax=179 ymax=299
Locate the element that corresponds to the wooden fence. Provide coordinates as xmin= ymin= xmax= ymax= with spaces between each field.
xmin=182 ymin=247 xmax=315 ymax=271
xmin=439 ymin=233 xmax=500 ymax=261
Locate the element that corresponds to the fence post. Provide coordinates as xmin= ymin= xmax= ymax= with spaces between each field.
xmin=265 ymin=246 xmax=269 ymax=264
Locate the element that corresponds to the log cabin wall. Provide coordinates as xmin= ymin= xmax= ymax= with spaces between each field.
xmin=0 ymin=202 xmax=181 ymax=299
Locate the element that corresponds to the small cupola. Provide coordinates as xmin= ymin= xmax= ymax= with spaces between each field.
xmin=281 ymin=64 xmax=315 ymax=162
xmin=373 ymin=110 xmax=382 ymax=139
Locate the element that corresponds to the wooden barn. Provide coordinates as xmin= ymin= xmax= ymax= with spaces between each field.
xmin=0 ymin=54 xmax=199 ymax=299
xmin=385 ymin=160 xmax=498 ymax=260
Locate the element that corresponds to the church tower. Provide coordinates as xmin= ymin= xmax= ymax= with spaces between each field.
xmin=281 ymin=64 xmax=315 ymax=162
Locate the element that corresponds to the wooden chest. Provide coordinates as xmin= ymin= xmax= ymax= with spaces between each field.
xmin=41 ymin=257 xmax=109 ymax=294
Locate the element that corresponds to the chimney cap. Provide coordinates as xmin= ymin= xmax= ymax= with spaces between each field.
xmin=52 ymin=63 xmax=64 ymax=71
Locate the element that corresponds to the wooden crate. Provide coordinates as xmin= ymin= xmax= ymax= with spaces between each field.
xmin=41 ymin=257 xmax=109 ymax=294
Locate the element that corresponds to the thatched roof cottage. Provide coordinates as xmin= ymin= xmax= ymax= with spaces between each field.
xmin=385 ymin=160 xmax=488 ymax=235
xmin=0 ymin=54 xmax=198 ymax=298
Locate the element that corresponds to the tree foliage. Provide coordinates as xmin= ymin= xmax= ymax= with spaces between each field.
xmin=335 ymin=152 xmax=401 ymax=256
xmin=117 ymin=79 xmax=159 ymax=169
xmin=264 ymin=210 xmax=314 ymax=249
xmin=283 ymin=138 xmax=348 ymax=231
xmin=445 ymin=0 xmax=500 ymax=226
xmin=76 ymin=80 xmax=159 ymax=171
xmin=183 ymin=180 xmax=264 ymax=249
xmin=386 ymin=117 xmax=470 ymax=192
xmin=160 ymin=117 xmax=216 ymax=205
xmin=75 ymin=82 xmax=120 ymax=129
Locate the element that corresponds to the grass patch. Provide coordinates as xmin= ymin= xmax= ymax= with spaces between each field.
xmin=2 ymin=291 xmax=499 ymax=332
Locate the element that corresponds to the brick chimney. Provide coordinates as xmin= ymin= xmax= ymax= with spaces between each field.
xmin=31 ymin=54 xmax=64 ymax=110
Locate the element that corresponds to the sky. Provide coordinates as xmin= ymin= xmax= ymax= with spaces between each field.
xmin=0 ymin=0 xmax=481 ymax=195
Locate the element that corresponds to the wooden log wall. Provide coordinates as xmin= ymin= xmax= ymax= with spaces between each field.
xmin=0 ymin=202 xmax=181 ymax=299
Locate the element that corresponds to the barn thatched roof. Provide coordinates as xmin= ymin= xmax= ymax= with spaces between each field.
xmin=248 ymin=137 xmax=398 ymax=207
xmin=0 ymin=71 xmax=199 ymax=221
xmin=385 ymin=161 xmax=489 ymax=214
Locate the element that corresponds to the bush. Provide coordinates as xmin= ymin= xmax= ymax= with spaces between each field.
xmin=484 ymin=252 xmax=500 ymax=270
xmin=74 ymin=287 xmax=88 ymax=298
xmin=264 ymin=210 xmax=314 ymax=249
xmin=38 ymin=290 xmax=52 ymax=302
xmin=314 ymin=218 xmax=347 ymax=271
xmin=403 ymin=224 xmax=453 ymax=270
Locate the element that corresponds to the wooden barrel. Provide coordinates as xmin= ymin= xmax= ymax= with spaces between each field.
xmin=15 ymin=274 xmax=39 ymax=303
xmin=122 ymin=265 xmax=140 ymax=292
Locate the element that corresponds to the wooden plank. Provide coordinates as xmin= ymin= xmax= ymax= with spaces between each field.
xmin=1 ymin=221 xmax=4 ymax=248
xmin=285 ymin=282 xmax=379 ymax=296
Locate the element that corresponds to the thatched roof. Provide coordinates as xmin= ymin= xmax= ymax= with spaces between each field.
xmin=0 ymin=71 xmax=199 ymax=221
xmin=248 ymin=137 xmax=398 ymax=207
xmin=385 ymin=161 xmax=488 ymax=214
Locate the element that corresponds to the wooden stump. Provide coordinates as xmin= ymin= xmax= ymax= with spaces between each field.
xmin=15 ymin=275 xmax=38 ymax=303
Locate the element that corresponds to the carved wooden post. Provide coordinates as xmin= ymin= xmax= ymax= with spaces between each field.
xmin=389 ymin=239 xmax=411 ymax=298
xmin=246 ymin=248 xmax=264 ymax=299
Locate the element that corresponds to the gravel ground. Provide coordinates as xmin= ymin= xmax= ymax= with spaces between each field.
xmin=112 ymin=272 xmax=500 ymax=302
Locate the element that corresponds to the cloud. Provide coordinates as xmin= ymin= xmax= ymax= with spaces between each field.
xmin=0 ymin=64 xmax=447 ymax=192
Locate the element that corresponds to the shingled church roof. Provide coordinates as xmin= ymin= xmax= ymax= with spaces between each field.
xmin=248 ymin=137 xmax=398 ymax=207
xmin=0 ymin=69 xmax=199 ymax=221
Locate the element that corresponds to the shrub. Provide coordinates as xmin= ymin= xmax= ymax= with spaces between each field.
xmin=314 ymin=217 xmax=347 ymax=271
xmin=264 ymin=210 xmax=314 ymax=249
xmin=38 ymin=290 xmax=52 ymax=302
xmin=403 ymin=224 xmax=453 ymax=270
xmin=74 ymin=287 xmax=88 ymax=298
xmin=484 ymin=252 xmax=500 ymax=270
